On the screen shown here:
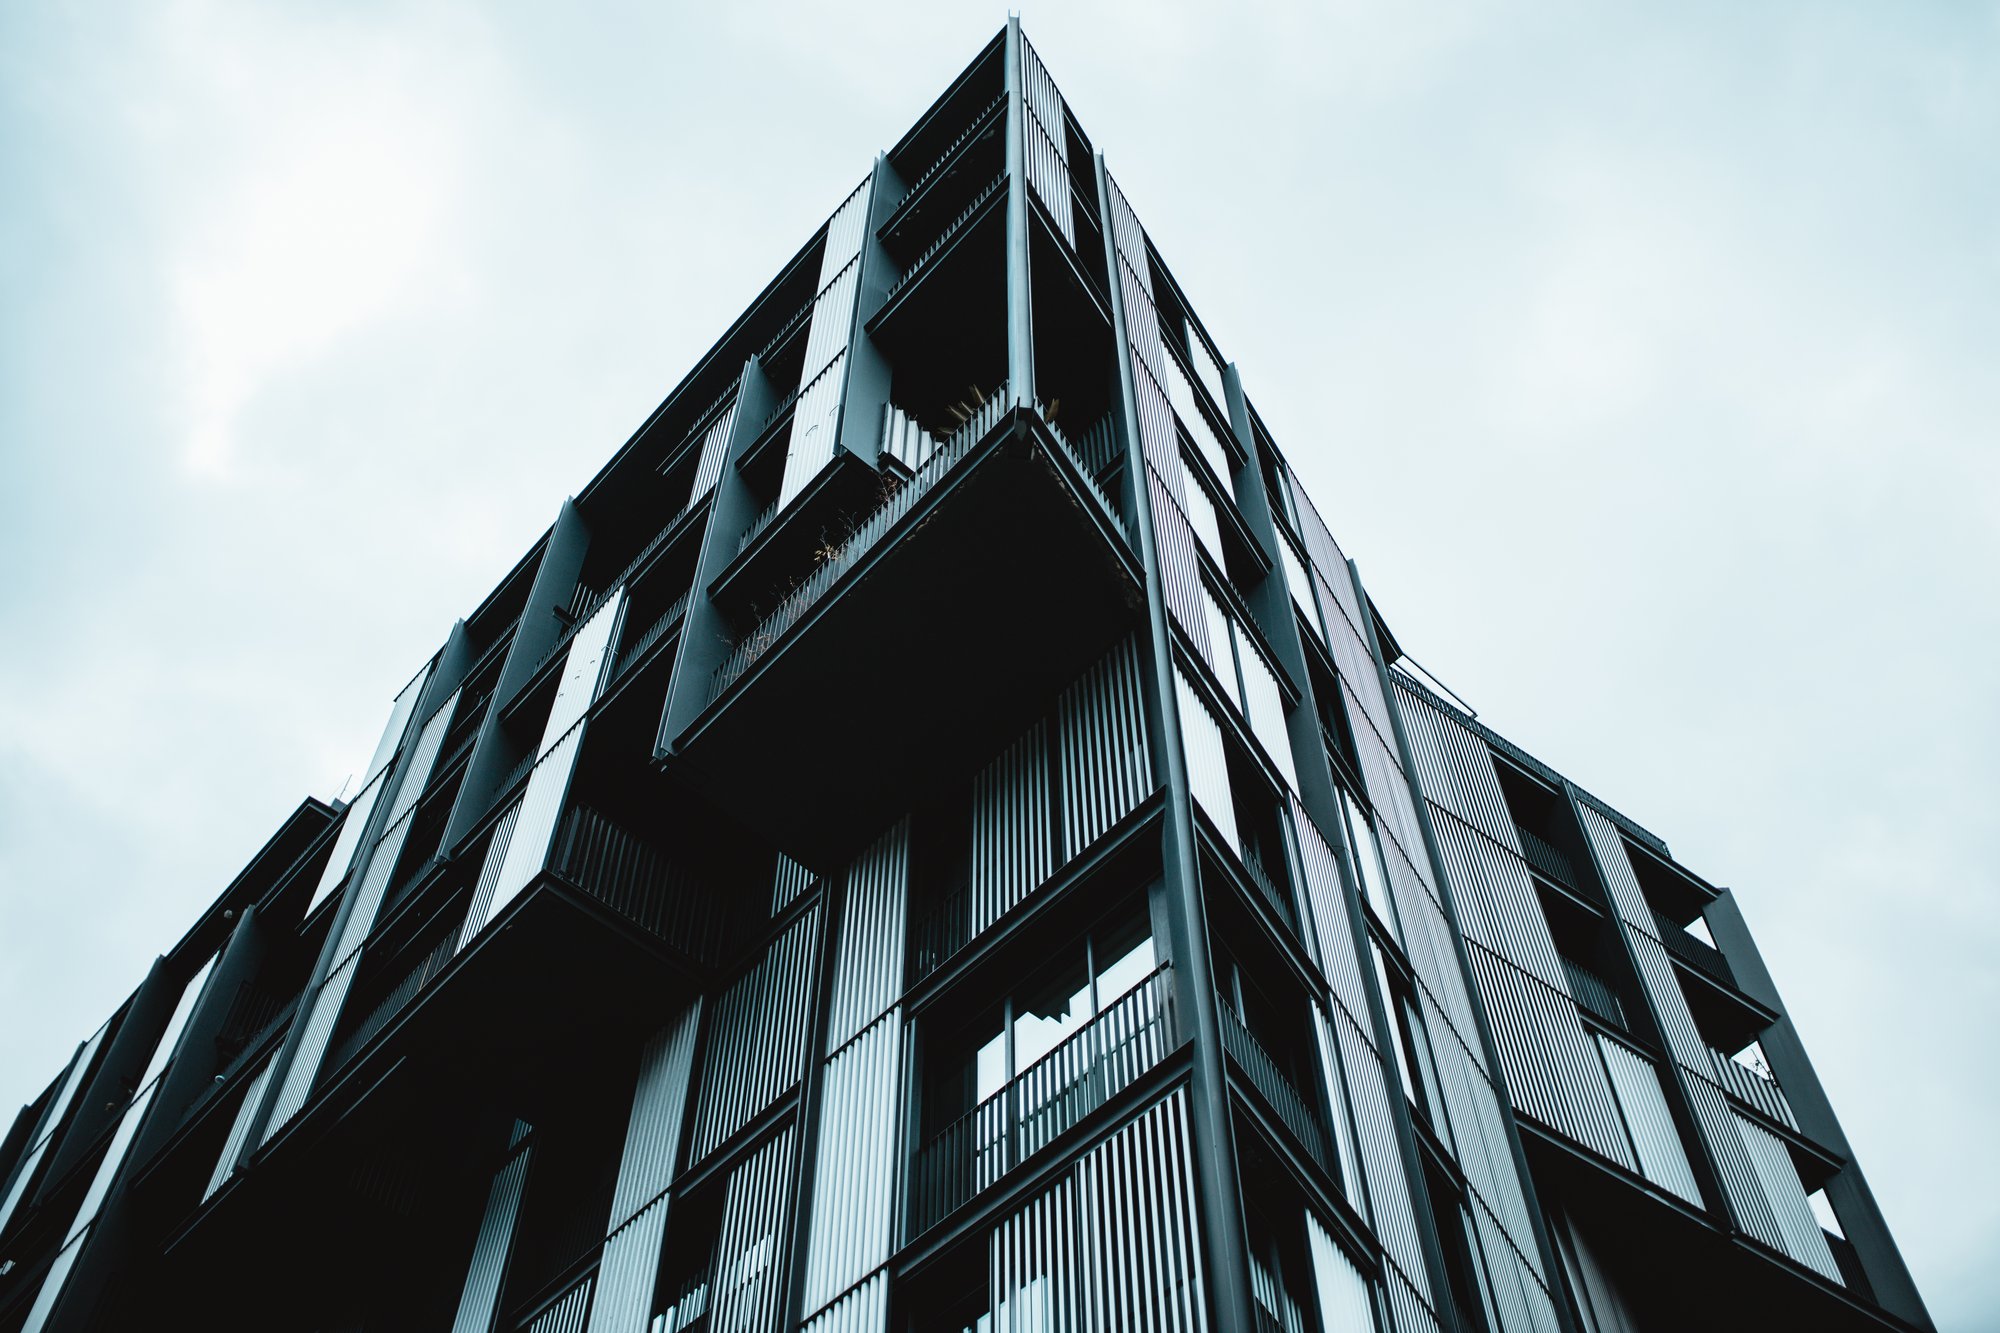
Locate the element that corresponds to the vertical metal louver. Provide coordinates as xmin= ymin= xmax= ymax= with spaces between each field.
xmin=457 ymin=799 xmax=524 ymax=954
xmin=777 ymin=173 xmax=873 ymax=511
xmin=1732 ymin=1112 xmax=1842 ymax=1282
xmin=450 ymin=1124 xmax=533 ymax=1333
xmin=801 ymin=1011 xmax=903 ymax=1312
xmin=708 ymin=1126 xmax=797 ymax=1333
xmin=1019 ymin=37 xmax=1072 ymax=244
xmin=968 ymin=723 xmax=1053 ymax=944
xmin=1174 ymin=668 xmax=1238 ymax=850
xmin=826 ymin=822 xmax=907 ymax=1053
xmin=801 ymin=1271 xmax=887 ymax=1333
xmin=203 ymin=1058 xmax=272 ymax=1202
xmin=689 ymin=907 xmax=819 ymax=1163
xmin=689 ymin=393 xmax=739 ymax=505
xmin=1149 ymin=471 xmax=1211 ymax=663
xmin=1306 ymin=1211 xmax=1378 ymax=1331
xmin=606 ymin=1005 xmax=702 ymax=1230
xmin=527 ymin=1276 xmax=595 ymax=1333
xmin=773 ymin=852 xmax=816 ymax=917
xmin=1055 ymin=635 xmax=1152 ymax=860
xmin=1595 ymin=1034 xmax=1701 ymax=1205
xmin=1236 ymin=630 xmax=1297 ymax=793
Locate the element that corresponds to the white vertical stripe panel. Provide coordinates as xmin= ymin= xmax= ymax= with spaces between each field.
xmin=1278 ymin=538 xmax=1324 ymax=646
xmin=1055 ymin=636 xmax=1152 ymax=860
xmin=545 ymin=591 xmax=628 ymax=748
xmin=1181 ymin=475 xmax=1226 ymax=569
xmin=993 ymin=1172 xmax=1076 ymax=1332
xmin=691 ymin=907 xmax=819 ymax=1162
xmin=1595 ymin=1036 xmax=1701 ymax=1205
xmin=1733 ymin=1112 xmax=1842 ymax=1282
xmin=1187 ymin=324 xmax=1230 ymax=420
xmin=481 ymin=725 xmax=584 ymax=933
xmin=457 ymin=799 xmax=523 ymax=954
xmin=778 ymin=352 xmax=849 ymax=510
xmin=803 ymin=1011 xmax=903 ymax=1308
xmin=1162 ymin=350 xmax=1232 ymax=487
xmin=588 ymin=1194 xmax=672 ymax=1333
xmin=1133 ymin=357 xmax=1186 ymax=506
xmin=607 ymin=1002 xmax=702 ymax=1229
xmin=1147 ymin=469 xmax=1208 ymax=663
xmin=1021 ymin=39 xmax=1072 ymax=243
xmin=204 ymin=1059 xmax=272 ymax=1201
xmin=1311 ymin=1003 xmax=1366 ymax=1214
xmin=262 ymin=950 xmax=360 ymax=1140
xmin=0 ymin=1028 xmax=104 ymax=1235
xmin=880 ymin=405 xmax=937 ymax=472
xmin=451 ymin=1137 xmax=533 ymax=1333
xmin=1288 ymin=484 xmax=1361 ymax=632
xmin=382 ymin=689 xmax=461 ymax=831
xmin=1199 ymin=585 xmax=1234 ymax=690
xmin=968 ymin=723 xmax=1052 ymax=942
xmin=529 ymin=1277 xmax=595 ymax=1333
xmin=709 ymin=1126 xmax=795 ymax=1333
xmin=818 ymin=175 xmax=872 ymax=289
xmin=802 ymin=262 xmax=861 ymax=383
xmin=1306 ymin=1212 xmax=1377 ymax=1332
xmin=1076 ymin=1087 xmax=1209 ymax=1333
xmin=1291 ymin=797 xmax=1369 ymax=1020
xmin=1105 ymin=174 xmax=1150 ymax=293
xmin=802 ymin=1271 xmax=887 ymax=1333
xmin=690 ymin=394 xmax=739 ymax=503
xmin=1237 ymin=629 xmax=1297 ymax=792
xmin=1336 ymin=1007 xmax=1433 ymax=1312
xmin=827 ymin=823 xmax=908 ymax=1051
xmin=302 ymin=775 xmax=386 ymax=916
xmin=1175 ymin=669 xmax=1238 ymax=851
xmin=773 ymin=852 xmax=817 ymax=916
xmin=125 ymin=954 xmax=216 ymax=1108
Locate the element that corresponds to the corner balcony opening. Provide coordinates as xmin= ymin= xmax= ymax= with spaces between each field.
xmin=667 ymin=401 xmax=1142 ymax=868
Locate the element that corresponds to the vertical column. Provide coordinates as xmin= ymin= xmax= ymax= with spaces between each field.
xmin=1002 ymin=17 xmax=1036 ymax=409
xmin=1094 ymin=149 xmax=1252 ymax=1333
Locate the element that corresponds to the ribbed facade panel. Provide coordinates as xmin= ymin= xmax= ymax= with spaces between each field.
xmin=778 ymin=352 xmax=850 ymax=510
xmin=802 ymin=1271 xmax=887 ymax=1333
xmin=1733 ymin=1111 xmax=1842 ymax=1282
xmin=263 ymin=949 xmax=359 ymax=1139
xmin=458 ymin=798 xmax=523 ymax=952
xmin=1149 ymin=470 xmax=1211 ymax=665
xmin=1179 ymin=467 xmax=1226 ymax=568
xmin=690 ymin=907 xmax=820 ymax=1163
xmin=1335 ymin=1005 xmax=1433 ymax=1316
xmin=827 ymin=823 xmax=907 ymax=1052
xmin=1306 ymin=1211 xmax=1377 ymax=1332
xmin=1236 ymin=629 xmax=1297 ymax=793
xmin=204 ymin=1057 xmax=271 ymax=1201
xmin=528 ymin=1277 xmax=594 ymax=1333
xmin=587 ymin=1192 xmax=671 ymax=1333
xmin=1174 ymin=668 xmax=1238 ymax=851
xmin=450 ymin=1135 xmax=533 ymax=1333
xmin=1132 ymin=354 xmax=1186 ymax=506
xmin=1055 ymin=635 xmax=1151 ymax=860
xmin=801 ymin=262 xmax=860 ymax=385
xmin=607 ymin=1003 xmax=702 ymax=1229
xmin=1688 ymin=1070 xmax=1780 ymax=1247
xmin=1291 ymin=798 xmax=1368 ymax=1020
xmin=689 ymin=393 xmax=739 ymax=503
xmin=1311 ymin=1001 xmax=1366 ymax=1212
xmin=773 ymin=853 xmax=816 ymax=917
xmin=1428 ymin=811 xmax=1562 ymax=992
xmin=484 ymin=722 xmax=585 ymax=932
xmin=1393 ymin=681 xmax=1514 ymax=849
xmin=1161 ymin=350 xmax=1232 ymax=488
xmin=1287 ymin=485 xmax=1361 ymax=634
xmin=1595 ymin=1034 xmax=1701 ymax=1204
xmin=1020 ymin=38 xmax=1073 ymax=243
xmin=802 ymin=1011 xmax=903 ymax=1309
xmin=969 ymin=723 xmax=1053 ymax=944
xmin=819 ymin=175 xmax=871 ymax=289
xmin=301 ymin=774 xmax=386 ymax=917
xmin=983 ymin=1086 xmax=1209 ymax=1333
xmin=709 ymin=1126 xmax=796 ymax=1333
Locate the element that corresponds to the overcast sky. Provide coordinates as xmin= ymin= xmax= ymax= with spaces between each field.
xmin=1 ymin=1 xmax=1993 ymax=1325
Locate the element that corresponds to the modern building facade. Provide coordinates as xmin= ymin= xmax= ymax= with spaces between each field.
xmin=0 ymin=24 xmax=1932 ymax=1333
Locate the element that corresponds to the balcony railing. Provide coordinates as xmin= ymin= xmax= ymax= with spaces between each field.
xmin=910 ymin=964 xmax=1176 ymax=1235
xmin=907 ymin=866 xmax=975 ymax=985
xmin=1239 ymin=846 xmax=1297 ymax=932
xmin=1515 ymin=825 xmax=1580 ymax=888
xmin=711 ymin=387 xmax=1008 ymax=700
xmin=1561 ymin=956 xmax=1625 ymax=1027
xmin=882 ymin=172 xmax=1005 ymax=306
xmin=613 ymin=591 xmax=691 ymax=681
xmin=327 ymin=929 xmax=460 ymax=1073
xmin=1708 ymin=1046 xmax=1797 ymax=1130
xmin=1218 ymin=999 xmax=1331 ymax=1173
xmin=1655 ymin=912 xmax=1734 ymax=987
xmin=885 ymin=92 xmax=1006 ymax=233
xmin=549 ymin=805 xmax=730 ymax=966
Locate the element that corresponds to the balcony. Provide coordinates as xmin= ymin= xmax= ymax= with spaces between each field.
xmin=1707 ymin=1046 xmax=1798 ymax=1131
xmin=1561 ymin=955 xmax=1626 ymax=1027
xmin=1218 ymin=999 xmax=1331 ymax=1176
xmin=669 ymin=400 xmax=1142 ymax=867
xmin=1655 ymin=911 xmax=1735 ymax=987
xmin=910 ymin=964 xmax=1176 ymax=1236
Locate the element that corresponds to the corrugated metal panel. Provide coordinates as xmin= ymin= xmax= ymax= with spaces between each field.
xmin=1688 ymin=1069 xmax=1779 ymax=1246
xmin=1161 ymin=349 xmax=1232 ymax=486
xmin=1148 ymin=470 xmax=1209 ymax=664
xmin=1180 ymin=470 xmax=1226 ymax=568
xmin=968 ymin=723 xmax=1053 ymax=944
xmin=1278 ymin=536 xmax=1325 ymax=647
xmin=1596 ymin=1034 xmax=1701 ymax=1206
xmin=203 ymin=1058 xmax=273 ymax=1201
xmin=773 ymin=852 xmax=816 ymax=917
xmin=1307 ymin=1211 xmax=1378 ymax=1332
xmin=450 ymin=1129 xmax=533 ymax=1333
xmin=801 ymin=1271 xmax=887 ymax=1333
xmin=690 ymin=907 xmax=819 ymax=1163
xmin=546 ymin=590 xmax=628 ymax=743
xmin=1074 ymin=1087 xmax=1209 ymax=1333
xmin=1237 ymin=629 xmax=1297 ymax=793
xmin=1199 ymin=584 xmax=1234 ymax=690
xmin=1020 ymin=38 xmax=1072 ymax=244
xmin=527 ymin=1276 xmax=595 ymax=1333
xmin=1104 ymin=174 xmax=1151 ymax=296
xmin=1733 ymin=1111 xmax=1842 ymax=1282
xmin=1286 ymin=484 xmax=1361 ymax=633
xmin=1186 ymin=322 xmax=1230 ymax=421
xmin=802 ymin=1011 xmax=903 ymax=1309
xmin=689 ymin=394 xmax=739 ymax=503
xmin=1335 ymin=1003 xmax=1433 ymax=1313
xmin=1055 ymin=635 xmax=1152 ymax=860
xmin=802 ymin=261 xmax=860 ymax=384
xmin=607 ymin=1003 xmax=702 ymax=1229
xmin=588 ymin=1192 xmax=671 ymax=1333
xmin=708 ymin=1126 xmax=796 ymax=1333
xmin=0 ymin=1026 xmax=105 ymax=1235
xmin=1393 ymin=681 xmax=1513 ymax=849
xmin=262 ymin=950 xmax=359 ymax=1140
xmin=826 ymin=824 xmax=907 ymax=1052
xmin=993 ymin=1169 xmax=1076 ymax=1330
xmin=457 ymin=799 xmax=523 ymax=953
xmin=819 ymin=174 xmax=872 ymax=289
xmin=1428 ymin=808 xmax=1563 ymax=992
xmin=1174 ymin=668 xmax=1238 ymax=851
xmin=777 ymin=352 xmax=849 ymax=510
xmin=879 ymin=404 xmax=937 ymax=472
xmin=1385 ymin=1263 xmax=1443 ymax=1333
xmin=1311 ymin=1002 xmax=1366 ymax=1214
xmin=1132 ymin=353 xmax=1185 ymax=506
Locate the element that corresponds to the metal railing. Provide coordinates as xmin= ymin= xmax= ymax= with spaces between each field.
xmin=1516 ymin=824 xmax=1580 ymax=888
xmin=1239 ymin=846 xmax=1297 ymax=931
xmin=1561 ymin=955 xmax=1625 ymax=1027
xmin=711 ymin=387 xmax=1008 ymax=699
xmin=910 ymin=964 xmax=1176 ymax=1235
xmin=1041 ymin=409 xmax=1120 ymax=521
xmin=882 ymin=173 xmax=1005 ymax=305
xmin=1218 ymin=998 xmax=1330 ymax=1172
xmin=550 ymin=804 xmax=730 ymax=966
xmin=1655 ymin=912 xmax=1734 ymax=986
xmin=888 ymin=92 xmax=1006 ymax=229
xmin=613 ymin=591 xmax=691 ymax=681
xmin=327 ymin=929 xmax=460 ymax=1073
xmin=1708 ymin=1046 xmax=1797 ymax=1129
xmin=907 ymin=865 xmax=975 ymax=984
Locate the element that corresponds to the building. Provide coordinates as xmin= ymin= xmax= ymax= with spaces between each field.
xmin=0 ymin=22 xmax=1932 ymax=1333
